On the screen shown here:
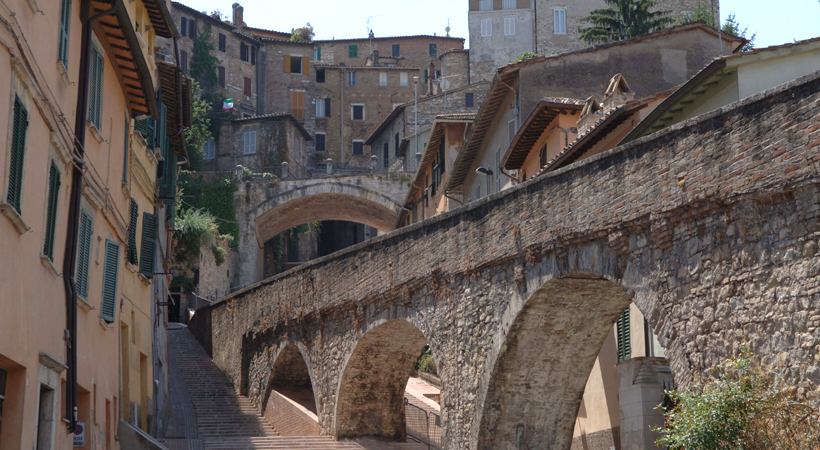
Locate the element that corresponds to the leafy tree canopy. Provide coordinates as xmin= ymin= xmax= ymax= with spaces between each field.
xmin=291 ymin=23 xmax=315 ymax=42
xmin=578 ymin=0 xmax=673 ymax=45
xmin=681 ymin=3 xmax=756 ymax=51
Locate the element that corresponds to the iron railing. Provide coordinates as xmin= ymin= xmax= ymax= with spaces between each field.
xmin=404 ymin=398 xmax=441 ymax=450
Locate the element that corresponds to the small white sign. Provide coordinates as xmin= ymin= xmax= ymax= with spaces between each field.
xmin=73 ymin=422 xmax=85 ymax=447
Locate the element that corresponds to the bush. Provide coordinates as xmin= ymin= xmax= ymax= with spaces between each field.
xmin=516 ymin=51 xmax=539 ymax=62
xmin=415 ymin=345 xmax=437 ymax=376
xmin=656 ymin=349 xmax=820 ymax=450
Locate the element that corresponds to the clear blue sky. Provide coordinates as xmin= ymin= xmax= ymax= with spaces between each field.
xmin=177 ymin=0 xmax=819 ymax=50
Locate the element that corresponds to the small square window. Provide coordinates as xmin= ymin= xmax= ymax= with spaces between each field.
xmin=400 ymin=72 xmax=409 ymax=86
xmin=290 ymin=57 xmax=303 ymax=74
xmin=392 ymin=44 xmax=400 ymax=57
xmin=481 ymin=19 xmax=492 ymax=37
xmin=503 ymin=0 xmax=516 ymax=9
xmin=349 ymin=45 xmax=358 ymax=57
xmin=465 ymin=93 xmax=474 ymax=107
xmin=554 ymin=9 xmax=567 ymax=34
xmin=352 ymin=141 xmax=364 ymax=155
xmin=352 ymin=104 xmax=364 ymax=121
xmin=479 ymin=0 xmax=492 ymax=11
xmin=429 ymin=43 xmax=437 ymax=58
xmin=504 ymin=17 xmax=516 ymax=36
xmin=379 ymin=72 xmax=388 ymax=86
xmin=316 ymin=69 xmax=326 ymax=83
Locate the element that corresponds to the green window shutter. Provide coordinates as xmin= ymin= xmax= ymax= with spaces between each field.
xmin=127 ymin=199 xmax=138 ymax=265
xmin=136 ymin=117 xmax=156 ymax=151
xmin=317 ymin=46 xmax=321 ymax=60
xmin=43 ymin=162 xmax=61 ymax=261
xmin=616 ymin=308 xmax=631 ymax=363
xmin=349 ymin=45 xmax=357 ymax=57
xmin=139 ymin=212 xmax=157 ymax=277
xmin=88 ymin=46 xmax=103 ymax=129
xmin=122 ymin=115 xmax=129 ymax=184
xmin=7 ymin=96 xmax=28 ymax=212
xmin=58 ymin=0 xmax=71 ymax=66
xmin=392 ymin=44 xmax=400 ymax=57
xmin=100 ymin=240 xmax=120 ymax=323
xmin=161 ymin=152 xmax=177 ymax=227
xmin=76 ymin=210 xmax=94 ymax=299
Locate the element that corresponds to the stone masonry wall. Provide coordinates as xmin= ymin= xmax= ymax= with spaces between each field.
xmin=193 ymin=72 xmax=820 ymax=449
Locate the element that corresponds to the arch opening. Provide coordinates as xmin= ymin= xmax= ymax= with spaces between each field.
xmin=262 ymin=345 xmax=320 ymax=436
xmin=334 ymin=320 xmax=433 ymax=442
xmin=477 ymin=274 xmax=638 ymax=450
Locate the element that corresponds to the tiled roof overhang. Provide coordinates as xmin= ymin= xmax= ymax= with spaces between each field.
xmin=143 ymin=0 xmax=176 ymax=38
xmin=157 ymin=61 xmax=192 ymax=156
xmin=93 ymin=0 xmax=158 ymax=119
xmin=501 ymin=99 xmax=583 ymax=171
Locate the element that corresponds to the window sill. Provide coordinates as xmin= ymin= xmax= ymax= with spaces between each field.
xmin=56 ymin=60 xmax=72 ymax=87
xmin=77 ymin=296 xmax=95 ymax=313
xmin=126 ymin=262 xmax=138 ymax=273
xmin=99 ymin=318 xmax=112 ymax=331
xmin=82 ymin=184 xmax=104 ymax=211
xmin=40 ymin=254 xmax=61 ymax=278
xmin=0 ymin=203 xmax=30 ymax=235
xmin=146 ymin=147 xmax=159 ymax=166
xmin=88 ymin=122 xmax=105 ymax=144
xmin=138 ymin=273 xmax=152 ymax=286
xmin=51 ymin=131 xmax=72 ymax=165
xmin=133 ymin=130 xmax=148 ymax=149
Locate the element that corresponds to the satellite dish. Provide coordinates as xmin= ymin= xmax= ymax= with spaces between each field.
xmin=440 ymin=79 xmax=451 ymax=92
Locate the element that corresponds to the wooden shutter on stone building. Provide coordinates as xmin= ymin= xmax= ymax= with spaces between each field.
xmin=303 ymin=57 xmax=310 ymax=75
xmin=283 ymin=55 xmax=291 ymax=73
xmin=127 ymin=199 xmax=138 ymax=265
xmin=139 ymin=213 xmax=157 ymax=277
xmin=100 ymin=240 xmax=120 ymax=323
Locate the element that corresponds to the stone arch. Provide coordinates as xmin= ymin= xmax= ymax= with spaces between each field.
xmin=333 ymin=319 xmax=432 ymax=441
xmin=261 ymin=343 xmax=321 ymax=436
xmin=252 ymin=182 xmax=405 ymax=244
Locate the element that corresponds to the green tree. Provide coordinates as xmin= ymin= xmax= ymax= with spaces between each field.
xmin=184 ymin=80 xmax=213 ymax=171
xmin=681 ymin=3 xmax=756 ymax=51
xmin=578 ymin=0 xmax=673 ymax=45
xmin=290 ymin=23 xmax=315 ymax=42
xmin=190 ymin=26 xmax=220 ymax=93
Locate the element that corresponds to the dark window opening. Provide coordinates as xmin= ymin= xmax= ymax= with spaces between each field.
xmin=352 ymin=105 xmax=364 ymax=120
xmin=465 ymin=92 xmax=474 ymax=107
xmin=218 ymin=33 xmax=226 ymax=52
xmin=383 ymin=143 xmax=389 ymax=169
xmin=315 ymin=134 xmax=326 ymax=152
xmin=316 ymin=68 xmax=325 ymax=83
xmin=290 ymin=56 xmax=302 ymax=74
xmin=352 ymin=141 xmax=364 ymax=155
xmin=429 ymin=43 xmax=437 ymax=58
xmin=394 ymin=133 xmax=400 ymax=157
xmin=218 ymin=66 xmax=225 ymax=87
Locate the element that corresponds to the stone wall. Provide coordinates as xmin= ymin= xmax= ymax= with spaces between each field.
xmin=197 ymin=71 xmax=820 ymax=449
xmin=440 ymin=50 xmax=471 ymax=90
xmin=315 ymin=36 xmax=465 ymax=74
xmin=264 ymin=390 xmax=321 ymax=436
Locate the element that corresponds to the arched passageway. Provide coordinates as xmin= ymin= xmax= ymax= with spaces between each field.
xmin=262 ymin=345 xmax=320 ymax=436
xmin=477 ymin=274 xmax=634 ymax=450
xmin=334 ymin=320 xmax=431 ymax=441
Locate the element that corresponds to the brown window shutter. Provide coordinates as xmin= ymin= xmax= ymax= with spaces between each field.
xmin=218 ymin=66 xmax=225 ymax=87
xmin=244 ymin=77 xmax=252 ymax=97
xmin=284 ymin=55 xmax=290 ymax=73
xmin=303 ymin=57 xmax=310 ymax=75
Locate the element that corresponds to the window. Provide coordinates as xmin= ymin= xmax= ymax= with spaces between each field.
xmin=379 ymin=72 xmax=388 ymax=86
xmin=243 ymin=131 xmax=257 ymax=154
xmin=291 ymin=91 xmax=305 ymax=120
xmin=6 ymin=96 xmax=28 ymax=213
xmin=616 ymin=308 xmax=631 ymax=362
xmin=244 ymin=77 xmax=252 ymax=97
xmin=0 ymin=367 xmax=7 ymax=435
xmin=218 ymin=33 xmax=226 ymax=52
xmin=392 ymin=44 xmax=400 ymax=57
xmin=314 ymin=46 xmax=322 ymax=60
xmin=88 ymin=45 xmax=104 ymax=130
xmin=58 ymin=0 xmax=71 ymax=66
xmin=76 ymin=209 xmax=93 ymax=299
xmin=539 ymin=143 xmax=547 ymax=168
xmin=481 ymin=19 xmax=492 ymax=37
xmin=187 ymin=18 xmax=196 ymax=39
xmin=352 ymin=140 xmax=364 ymax=155
xmin=504 ymin=17 xmax=516 ymax=36
xmin=180 ymin=50 xmax=188 ymax=72
xmin=100 ymin=240 xmax=119 ymax=323
xmin=383 ymin=143 xmax=389 ymax=169
xmin=316 ymin=68 xmax=325 ymax=83
xmin=289 ymin=55 xmax=302 ymax=74
xmin=319 ymin=98 xmax=331 ymax=117
xmin=465 ymin=92 xmax=474 ymax=107
xmin=508 ymin=119 xmax=517 ymax=145
xmin=352 ymin=104 xmax=364 ymax=120
xmin=429 ymin=43 xmax=437 ymax=58
xmin=315 ymin=133 xmax=326 ymax=152
xmin=349 ymin=44 xmax=358 ymax=57
xmin=348 ymin=71 xmax=356 ymax=86
xmin=400 ymin=72 xmax=409 ymax=86
xmin=218 ymin=66 xmax=225 ymax=87
xmin=479 ymin=0 xmax=492 ymax=10
xmin=203 ymin=139 xmax=215 ymax=160
xmin=394 ymin=133 xmax=400 ymax=156
xmin=180 ymin=16 xmax=187 ymax=37
xmin=554 ymin=8 xmax=567 ymax=34
xmin=240 ymin=42 xmax=249 ymax=62
xmin=43 ymin=162 xmax=61 ymax=261
xmin=503 ymin=0 xmax=517 ymax=9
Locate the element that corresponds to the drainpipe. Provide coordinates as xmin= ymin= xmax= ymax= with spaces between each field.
xmin=62 ymin=0 xmax=121 ymax=432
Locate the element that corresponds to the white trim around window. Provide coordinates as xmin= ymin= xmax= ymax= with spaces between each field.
xmin=243 ymin=131 xmax=257 ymax=155
xmin=504 ymin=17 xmax=516 ymax=36
xmin=481 ymin=18 xmax=492 ymax=37
xmin=554 ymin=8 xmax=567 ymax=35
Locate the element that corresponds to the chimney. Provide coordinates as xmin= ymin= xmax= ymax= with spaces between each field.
xmin=232 ymin=3 xmax=244 ymax=27
xmin=372 ymin=50 xmax=380 ymax=66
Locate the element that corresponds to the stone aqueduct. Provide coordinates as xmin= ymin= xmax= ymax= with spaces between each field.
xmin=192 ymin=74 xmax=820 ymax=449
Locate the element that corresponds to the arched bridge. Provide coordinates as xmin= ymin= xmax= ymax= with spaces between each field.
xmin=195 ymin=74 xmax=820 ymax=449
xmin=234 ymin=173 xmax=412 ymax=286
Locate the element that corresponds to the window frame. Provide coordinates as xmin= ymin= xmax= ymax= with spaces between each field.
xmin=203 ymin=139 xmax=216 ymax=160
xmin=465 ymin=92 xmax=474 ymax=107
xmin=400 ymin=72 xmax=409 ymax=87
xmin=348 ymin=71 xmax=356 ymax=86
xmin=392 ymin=43 xmax=400 ymax=57
xmin=75 ymin=208 xmax=94 ymax=300
xmin=351 ymin=104 xmax=365 ymax=121
xmin=315 ymin=133 xmax=326 ymax=152
xmin=218 ymin=33 xmax=226 ymax=52
xmin=379 ymin=72 xmax=388 ymax=87
xmin=6 ymin=95 xmax=29 ymax=213
xmin=479 ymin=0 xmax=492 ymax=11
xmin=554 ymin=8 xmax=567 ymax=35
xmin=352 ymin=140 xmax=364 ymax=156
xmin=349 ymin=44 xmax=358 ymax=58
xmin=289 ymin=56 xmax=303 ymax=74
xmin=243 ymin=130 xmax=257 ymax=155
xmin=316 ymin=68 xmax=326 ymax=83
xmin=429 ymin=43 xmax=437 ymax=58
xmin=504 ymin=17 xmax=516 ymax=36
xmin=502 ymin=0 xmax=517 ymax=9
xmin=57 ymin=0 xmax=71 ymax=67
xmin=481 ymin=18 xmax=492 ymax=37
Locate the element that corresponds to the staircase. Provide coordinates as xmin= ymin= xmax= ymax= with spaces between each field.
xmin=167 ymin=326 xmax=363 ymax=449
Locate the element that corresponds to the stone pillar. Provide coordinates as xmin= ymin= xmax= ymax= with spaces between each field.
xmin=236 ymin=165 xmax=244 ymax=182
xmin=281 ymin=162 xmax=288 ymax=180
xmin=326 ymin=158 xmax=333 ymax=175
xmin=618 ymin=357 xmax=674 ymax=450
xmin=371 ymin=155 xmax=378 ymax=173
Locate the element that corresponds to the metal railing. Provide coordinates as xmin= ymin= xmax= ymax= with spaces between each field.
xmin=404 ymin=398 xmax=441 ymax=450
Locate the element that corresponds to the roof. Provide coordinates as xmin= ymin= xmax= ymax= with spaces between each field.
xmin=171 ymin=2 xmax=262 ymax=45
xmin=316 ymin=65 xmax=421 ymax=70
xmin=230 ymin=113 xmax=313 ymax=140
xmin=314 ymin=34 xmax=464 ymax=43
xmin=500 ymin=98 xmax=585 ymax=171
xmin=93 ymin=0 xmax=158 ymax=118
xmin=439 ymin=49 xmax=470 ymax=60
xmin=405 ymin=116 xmax=474 ymax=207
xmin=435 ymin=113 xmax=477 ymax=121
xmin=444 ymin=22 xmax=745 ymax=194
xmin=364 ymin=81 xmax=490 ymax=145
xmin=243 ymin=25 xmax=292 ymax=39
xmin=621 ymin=36 xmax=820 ymax=145
xmin=143 ymin=0 xmax=176 ymax=38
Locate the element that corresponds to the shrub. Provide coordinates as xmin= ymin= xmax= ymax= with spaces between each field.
xmin=656 ymin=349 xmax=820 ymax=450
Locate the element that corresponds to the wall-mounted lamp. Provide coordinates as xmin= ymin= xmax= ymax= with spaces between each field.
xmin=476 ymin=167 xmax=493 ymax=176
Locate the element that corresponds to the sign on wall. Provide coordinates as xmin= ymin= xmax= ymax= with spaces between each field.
xmin=73 ymin=422 xmax=85 ymax=447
